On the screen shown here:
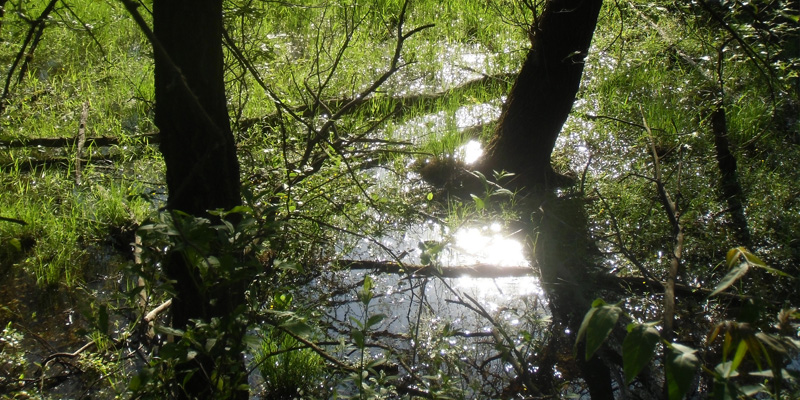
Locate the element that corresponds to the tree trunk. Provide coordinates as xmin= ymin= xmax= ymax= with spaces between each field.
xmin=152 ymin=0 xmax=246 ymax=398
xmin=711 ymin=103 xmax=751 ymax=247
xmin=479 ymin=0 xmax=603 ymax=189
xmin=154 ymin=0 xmax=240 ymax=217
xmin=478 ymin=0 xmax=613 ymax=396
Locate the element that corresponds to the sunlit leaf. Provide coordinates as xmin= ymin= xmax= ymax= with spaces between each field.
xmin=274 ymin=259 xmax=302 ymax=272
xmin=709 ymin=263 xmax=749 ymax=297
xmin=154 ymin=325 xmax=185 ymax=337
xmin=715 ymin=360 xmax=740 ymax=378
xmin=729 ymin=340 xmax=748 ymax=376
xmin=739 ymin=385 xmax=766 ymax=396
xmin=470 ymin=193 xmax=485 ymax=210
xmin=359 ymin=275 xmax=374 ymax=305
xmin=725 ymin=247 xmax=742 ymax=268
xmin=623 ymin=323 xmax=660 ymax=384
xmin=8 ymin=238 xmax=21 ymax=252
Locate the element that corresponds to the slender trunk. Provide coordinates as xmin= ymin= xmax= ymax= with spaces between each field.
xmin=711 ymin=103 xmax=751 ymax=247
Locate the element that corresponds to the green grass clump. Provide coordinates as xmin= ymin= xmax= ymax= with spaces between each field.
xmin=256 ymin=331 xmax=326 ymax=399
xmin=0 ymin=167 xmax=152 ymax=286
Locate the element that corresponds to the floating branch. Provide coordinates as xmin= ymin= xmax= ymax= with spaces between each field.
xmin=337 ymin=259 xmax=533 ymax=278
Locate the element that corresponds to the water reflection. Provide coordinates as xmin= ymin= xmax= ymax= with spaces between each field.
xmin=459 ymin=139 xmax=484 ymax=165
xmin=451 ymin=222 xmax=527 ymax=267
xmin=326 ymin=215 xmax=544 ymax=343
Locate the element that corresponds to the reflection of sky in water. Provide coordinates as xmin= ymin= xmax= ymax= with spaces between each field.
xmin=316 ymin=270 xmax=545 ymax=345
xmin=452 ymin=222 xmax=527 ymax=267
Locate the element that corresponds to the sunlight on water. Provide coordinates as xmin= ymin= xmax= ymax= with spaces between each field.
xmin=460 ymin=140 xmax=483 ymax=164
xmin=450 ymin=222 xmax=527 ymax=267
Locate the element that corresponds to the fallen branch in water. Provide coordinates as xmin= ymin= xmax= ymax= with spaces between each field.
xmin=336 ymin=259 xmax=534 ymax=278
xmin=0 ymin=133 xmax=159 ymax=148
xmin=0 ymin=216 xmax=27 ymax=225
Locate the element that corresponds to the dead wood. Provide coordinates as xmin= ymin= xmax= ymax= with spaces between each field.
xmin=337 ymin=259 xmax=533 ymax=278
xmin=0 ymin=133 xmax=159 ymax=149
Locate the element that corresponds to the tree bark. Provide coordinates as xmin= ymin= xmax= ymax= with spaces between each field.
xmin=711 ymin=103 xmax=751 ymax=247
xmin=152 ymin=0 xmax=246 ymax=398
xmin=477 ymin=0 xmax=613 ymax=397
xmin=479 ymin=0 xmax=603 ymax=189
xmin=154 ymin=0 xmax=240 ymax=217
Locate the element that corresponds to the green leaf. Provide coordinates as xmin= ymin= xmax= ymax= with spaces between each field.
xmin=128 ymin=374 xmax=142 ymax=391
xmin=586 ymin=304 xmax=621 ymax=360
xmin=709 ymin=263 xmax=749 ymax=297
xmin=426 ymin=192 xmax=434 ymax=201
xmin=623 ymin=323 xmax=660 ymax=384
xmin=725 ymin=247 xmax=742 ymax=268
xmin=242 ymin=333 xmax=262 ymax=350
xmin=349 ymin=315 xmax=364 ymax=330
xmin=741 ymin=249 xmax=766 ymax=267
xmin=8 ymin=238 xmax=21 ymax=252
xmin=711 ymin=377 xmax=738 ymax=400
xmin=780 ymin=11 xmax=800 ymax=22
xmin=665 ymin=343 xmax=699 ymax=400
xmin=362 ymin=275 xmax=374 ymax=292
xmin=154 ymin=325 xmax=185 ymax=337
xmin=575 ymin=300 xmax=603 ymax=356
xmin=492 ymin=188 xmax=513 ymax=197
xmin=351 ymin=329 xmax=365 ymax=349
xmin=274 ymin=259 xmax=302 ymax=273
xmin=575 ymin=299 xmax=622 ymax=361
xmin=281 ymin=320 xmax=312 ymax=338
xmin=729 ymin=339 xmax=748 ymax=376
xmin=715 ymin=361 xmax=740 ymax=379
xmin=470 ymin=193 xmax=485 ymax=210
xmin=367 ymin=313 xmax=386 ymax=328
xmin=359 ymin=276 xmax=374 ymax=305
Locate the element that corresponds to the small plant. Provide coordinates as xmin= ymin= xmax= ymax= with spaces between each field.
xmin=0 ymin=323 xmax=27 ymax=394
xmin=256 ymin=293 xmax=325 ymax=399
xmin=128 ymin=206 xmax=275 ymax=398
xmin=576 ymin=248 xmax=799 ymax=400
xmin=338 ymin=275 xmax=396 ymax=400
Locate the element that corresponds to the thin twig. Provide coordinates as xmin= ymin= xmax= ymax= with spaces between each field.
xmin=641 ymin=107 xmax=683 ymax=342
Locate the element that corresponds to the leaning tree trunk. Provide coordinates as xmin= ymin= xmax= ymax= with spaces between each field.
xmin=480 ymin=0 xmax=602 ymax=189
xmin=478 ymin=0 xmax=612 ymax=397
xmin=152 ymin=0 xmax=246 ymax=398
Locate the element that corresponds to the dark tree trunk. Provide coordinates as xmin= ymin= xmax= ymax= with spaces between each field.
xmin=152 ymin=0 xmax=246 ymax=398
xmin=154 ymin=0 xmax=240 ymax=218
xmin=480 ymin=0 xmax=603 ymax=189
xmin=478 ymin=0 xmax=614 ymax=397
xmin=711 ymin=103 xmax=751 ymax=247
xmin=535 ymin=194 xmax=615 ymax=399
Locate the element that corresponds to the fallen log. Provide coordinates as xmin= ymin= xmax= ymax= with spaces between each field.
xmin=0 ymin=133 xmax=159 ymax=148
xmin=336 ymin=259 xmax=534 ymax=278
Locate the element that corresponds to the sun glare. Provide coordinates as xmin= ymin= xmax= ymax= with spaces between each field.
xmin=451 ymin=223 xmax=528 ymax=267
xmin=462 ymin=140 xmax=483 ymax=164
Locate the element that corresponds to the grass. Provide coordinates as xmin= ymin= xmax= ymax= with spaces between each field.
xmin=0 ymin=0 xmax=525 ymax=288
xmin=255 ymin=331 xmax=326 ymax=398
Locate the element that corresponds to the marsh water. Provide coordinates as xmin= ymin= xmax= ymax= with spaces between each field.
xmin=0 ymin=34 xmax=552 ymax=397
